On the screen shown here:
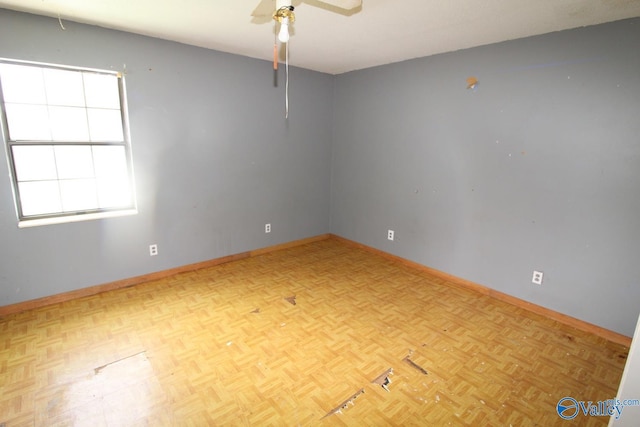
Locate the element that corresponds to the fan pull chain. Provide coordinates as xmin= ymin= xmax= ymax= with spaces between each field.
xmin=273 ymin=43 xmax=278 ymax=70
xmin=285 ymin=40 xmax=289 ymax=119
xmin=273 ymin=26 xmax=278 ymax=71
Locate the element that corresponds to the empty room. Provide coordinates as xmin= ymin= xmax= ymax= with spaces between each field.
xmin=1 ymin=0 xmax=640 ymax=425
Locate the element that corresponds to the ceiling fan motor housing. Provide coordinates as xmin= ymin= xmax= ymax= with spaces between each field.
xmin=273 ymin=3 xmax=295 ymax=23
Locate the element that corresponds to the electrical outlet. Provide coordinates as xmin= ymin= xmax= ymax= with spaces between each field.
xmin=532 ymin=270 xmax=543 ymax=285
xmin=387 ymin=230 xmax=394 ymax=241
xmin=149 ymin=244 xmax=158 ymax=256
xmin=265 ymin=223 xmax=271 ymax=233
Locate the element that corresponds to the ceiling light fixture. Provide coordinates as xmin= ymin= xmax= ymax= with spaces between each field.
xmin=273 ymin=4 xmax=295 ymax=42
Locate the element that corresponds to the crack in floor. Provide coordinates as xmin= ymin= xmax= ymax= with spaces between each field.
xmin=403 ymin=349 xmax=429 ymax=375
xmin=321 ymin=388 xmax=365 ymax=419
xmin=93 ymin=351 xmax=147 ymax=375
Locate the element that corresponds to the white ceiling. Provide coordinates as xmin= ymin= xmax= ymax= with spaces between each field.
xmin=1 ymin=0 xmax=639 ymax=75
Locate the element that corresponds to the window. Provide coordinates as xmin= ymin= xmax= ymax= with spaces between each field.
xmin=0 ymin=59 xmax=136 ymax=227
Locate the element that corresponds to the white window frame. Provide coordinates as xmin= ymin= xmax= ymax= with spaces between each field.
xmin=0 ymin=58 xmax=137 ymax=227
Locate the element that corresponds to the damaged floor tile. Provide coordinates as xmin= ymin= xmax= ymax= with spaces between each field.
xmin=321 ymin=388 xmax=365 ymax=419
xmin=404 ymin=351 xmax=428 ymax=375
xmin=371 ymin=368 xmax=393 ymax=392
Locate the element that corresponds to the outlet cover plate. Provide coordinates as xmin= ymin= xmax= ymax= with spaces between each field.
xmin=532 ymin=270 xmax=543 ymax=285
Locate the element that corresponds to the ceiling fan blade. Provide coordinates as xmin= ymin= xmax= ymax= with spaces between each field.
xmin=313 ymin=0 xmax=362 ymax=11
xmin=302 ymin=0 xmax=362 ymax=16
xmin=251 ymin=0 xmax=276 ymax=19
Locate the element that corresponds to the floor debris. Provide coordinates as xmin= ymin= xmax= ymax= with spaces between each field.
xmin=284 ymin=295 xmax=297 ymax=306
xmin=250 ymin=308 xmax=260 ymax=313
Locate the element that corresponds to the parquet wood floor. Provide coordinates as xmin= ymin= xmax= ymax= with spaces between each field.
xmin=0 ymin=237 xmax=629 ymax=426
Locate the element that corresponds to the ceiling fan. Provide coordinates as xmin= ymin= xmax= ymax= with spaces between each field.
xmin=251 ymin=0 xmax=363 ymax=24
xmin=254 ymin=0 xmax=362 ymax=119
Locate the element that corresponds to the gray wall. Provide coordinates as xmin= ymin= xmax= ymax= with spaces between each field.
xmin=2 ymin=8 xmax=639 ymax=338
xmin=0 ymin=9 xmax=333 ymax=306
xmin=331 ymin=19 xmax=640 ymax=337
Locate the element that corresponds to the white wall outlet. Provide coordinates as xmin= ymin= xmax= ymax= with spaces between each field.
xmin=532 ymin=270 xmax=543 ymax=285
xmin=265 ymin=223 xmax=271 ymax=233
xmin=387 ymin=230 xmax=394 ymax=241
xmin=149 ymin=244 xmax=158 ymax=256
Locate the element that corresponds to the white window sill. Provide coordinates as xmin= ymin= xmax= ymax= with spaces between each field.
xmin=18 ymin=209 xmax=138 ymax=228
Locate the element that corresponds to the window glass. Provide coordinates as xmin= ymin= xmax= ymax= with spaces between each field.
xmin=0 ymin=63 xmax=46 ymax=104
xmin=54 ymin=145 xmax=95 ymax=179
xmin=83 ymin=72 xmax=121 ymax=109
xmin=49 ymin=106 xmax=90 ymax=141
xmin=87 ymin=109 xmax=124 ymax=142
xmin=12 ymin=145 xmax=58 ymax=181
xmin=18 ymin=181 xmax=62 ymax=216
xmin=44 ymin=68 xmax=85 ymax=106
xmin=60 ymin=179 xmax=99 ymax=211
xmin=0 ymin=59 xmax=136 ymax=226
xmin=5 ymin=104 xmax=51 ymax=140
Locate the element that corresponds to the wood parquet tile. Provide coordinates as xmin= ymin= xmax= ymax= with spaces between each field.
xmin=0 ymin=237 xmax=629 ymax=426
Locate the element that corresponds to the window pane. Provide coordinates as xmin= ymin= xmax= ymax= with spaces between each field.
xmin=54 ymin=145 xmax=94 ymax=179
xmin=4 ymin=104 xmax=52 ymax=140
xmin=97 ymin=177 xmax=132 ymax=208
xmin=12 ymin=145 xmax=58 ymax=181
xmin=92 ymin=145 xmax=127 ymax=178
xmin=88 ymin=109 xmax=123 ymax=141
xmin=44 ymin=68 xmax=85 ymax=106
xmin=0 ymin=63 xmax=46 ymax=104
xmin=18 ymin=180 xmax=62 ymax=215
xmin=48 ymin=106 xmax=90 ymax=141
xmin=83 ymin=73 xmax=120 ymax=109
xmin=93 ymin=146 xmax=131 ymax=208
xmin=60 ymin=179 xmax=98 ymax=211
